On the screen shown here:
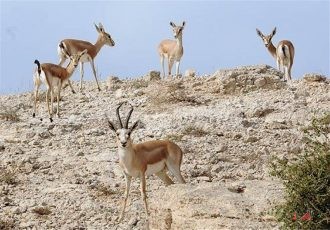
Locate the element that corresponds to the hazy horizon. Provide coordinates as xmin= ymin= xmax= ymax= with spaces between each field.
xmin=1 ymin=0 xmax=329 ymax=95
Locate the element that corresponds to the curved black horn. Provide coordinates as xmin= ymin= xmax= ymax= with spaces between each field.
xmin=125 ymin=105 xmax=134 ymax=129
xmin=116 ymin=102 xmax=124 ymax=128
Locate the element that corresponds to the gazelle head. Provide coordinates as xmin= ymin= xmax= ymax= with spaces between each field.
xmin=170 ymin=21 xmax=185 ymax=39
xmin=95 ymin=23 xmax=115 ymax=47
xmin=256 ymin=27 xmax=276 ymax=47
xmin=107 ymin=103 xmax=139 ymax=148
xmin=61 ymin=44 xmax=87 ymax=68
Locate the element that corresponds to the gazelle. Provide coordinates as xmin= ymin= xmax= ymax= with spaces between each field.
xmin=33 ymin=45 xmax=87 ymax=122
xmin=158 ymin=21 xmax=185 ymax=78
xmin=256 ymin=27 xmax=295 ymax=81
xmin=106 ymin=102 xmax=185 ymax=221
xmin=58 ymin=23 xmax=115 ymax=91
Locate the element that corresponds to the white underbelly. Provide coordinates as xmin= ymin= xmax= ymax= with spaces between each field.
xmin=145 ymin=160 xmax=165 ymax=176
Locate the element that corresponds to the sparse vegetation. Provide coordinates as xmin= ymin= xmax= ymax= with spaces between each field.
xmin=270 ymin=114 xmax=330 ymax=229
xmin=166 ymin=133 xmax=184 ymax=142
xmin=129 ymin=79 xmax=149 ymax=89
xmin=0 ymin=166 xmax=18 ymax=185
xmin=0 ymin=218 xmax=16 ymax=230
xmin=32 ymin=206 xmax=52 ymax=216
xmin=0 ymin=106 xmax=20 ymax=121
xmin=182 ymin=125 xmax=209 ymax=137
xmin=94 ymin=184 xmax=117 ymax=197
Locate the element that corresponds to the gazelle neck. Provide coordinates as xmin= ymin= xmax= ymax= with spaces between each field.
xmin=65 ymin=62 xmax=76 ymax=79
xmin=267 ymin=42 xmax=277 ymax=59
xmin=176 ymin=35 xmax=183 ymax=47
xmin=94 ymin=36 xmax=106 ymax=57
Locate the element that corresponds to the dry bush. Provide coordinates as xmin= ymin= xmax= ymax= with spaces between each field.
xmin=90 ymin=184 xmax=117 ymax=198
xmin=32 ymin=206 xmax=52 ymax=216
xmin=0 ymin=218 xmax=16 ymax=230
xmin=182 ymin=125 xmax=209 ymax=137
xmin=129 ymin=79 xmax=149 ymax=89
xmin=0 ymin=166 xmax=18 ymax=185
xmin=0 ymin=106 xmax=20 ymax=122
xmin=270 ymin=114 xmax=330 ymax=229
xmin=149 ymin=81 xmax=203 ymax=110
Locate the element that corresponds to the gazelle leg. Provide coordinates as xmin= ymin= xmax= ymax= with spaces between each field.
xmin=33 ymin=82 xmax=40 ymax=118
xmin=166 ymin=162 xmax=186 ymax=184
xmin=168 ymin=58 xmax=175 ymax=78
xmin=288 ymin=65 xmax=292 ymax=81
xmin=160 ymin=55 xmax=165 ymax=79
xmin=67 ymin=80 xmax=76 ymax=94
xmin=56 ymin=83 xmax=61 ymax=117
xmin=140 ymin=172 xmax=149 ymax=218
xmin=119 ymin=173 xmax=132 ymax=222
xmin=156 ymin=170 xmax=174 ymax=186
xmin=90 ymin=60 xmax=101 ymax=91
xmin=46 ymin=89 xmax=53 ymax=122
xmin=175 ymin=61 xmax=180 ymax=78
xmin=79 ymin=62 xmax=84 ymax=91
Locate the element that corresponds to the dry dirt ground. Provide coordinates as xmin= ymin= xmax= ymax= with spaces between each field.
xmin=0 ymin=65 xmax=329 ymax=229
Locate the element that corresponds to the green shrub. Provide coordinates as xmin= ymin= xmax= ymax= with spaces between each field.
xmin=270 ymin=114 xmax=330 ymax=229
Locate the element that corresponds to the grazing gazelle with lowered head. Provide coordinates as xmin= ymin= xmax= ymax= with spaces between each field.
xmin=256 ymin=27 xmax=295 ymax=81
xmin=58 ymin=22 xmax=115 ymax=91
xmin=33 ymin=45 xmax=87 ymax=122
xmin=106 ymin=102 xmax=185 ymax=221
xmin=158 ymin=21 xmax=186 ymax=78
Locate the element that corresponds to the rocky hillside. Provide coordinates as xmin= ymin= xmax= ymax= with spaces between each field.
xmin=0 ymin=65 xmax=329 ymax=229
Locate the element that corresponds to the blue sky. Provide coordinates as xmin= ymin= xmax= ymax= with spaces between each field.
xmin=1 ymin=0 xmax=329 ymax=95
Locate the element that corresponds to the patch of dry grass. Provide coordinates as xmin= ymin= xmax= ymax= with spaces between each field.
xmin=32 ymin=206 xmax=52 ymax=216
xmin=0 ymin=218 xmax=16 ymax=230
xmin=0 ymin=166 xmax=18 ymax=185
xmin=90 ymin=184 xmax=117 ymax=198
xmin=0 ymin=106 xmax=20 ymax=121
xmin=182 ymin=125 xmax=209 ymax=137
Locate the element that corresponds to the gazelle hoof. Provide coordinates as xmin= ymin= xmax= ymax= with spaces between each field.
xmin=32 ymin=113 xmax=35 ymax=118
xmin=98 ymin=87 xmax=101 ymax=91
xmin=50 ymin=118 xmax=53 ymax=122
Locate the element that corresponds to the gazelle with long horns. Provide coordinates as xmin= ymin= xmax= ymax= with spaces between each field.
xmin=256 ymin=27 xmax=295 ymax=81
xmin=106 ymin=103 xmax=185 ymax=221
xmin=33 ymin=44 xmax=87 ymax=122
xmin=58 ymin=23 xmax=115 ymax=91
xmin=158 ymin=21 xmax=186 ymax=78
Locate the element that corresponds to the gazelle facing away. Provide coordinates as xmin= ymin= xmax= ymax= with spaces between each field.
xmin=58 ymin=23 xmax=115 ymax=91
xmin=256 ymin=27 xmax=295 ymax=81
xmin=158 ymin=21 xmax=185 ymax=78
xmin=106 ymin=103 xmax=185 ymax=221
xmin=33 ymin=45 xmax=87 ymax=122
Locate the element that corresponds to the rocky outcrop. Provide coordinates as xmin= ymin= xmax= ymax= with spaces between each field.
xmin=213 ymin=65 xmax=286 ymax=94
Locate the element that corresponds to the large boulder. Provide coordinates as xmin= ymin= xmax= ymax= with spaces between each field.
xmin=149 ymin=181 xmax=282 ymax=229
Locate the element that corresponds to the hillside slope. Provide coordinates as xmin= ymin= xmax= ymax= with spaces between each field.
xmin=1 ymin=65 xmax=329 ymax=229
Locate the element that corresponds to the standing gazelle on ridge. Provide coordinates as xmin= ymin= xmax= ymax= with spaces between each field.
xmin=158 ymin=21 xmax=185 ymax=78
xmin=33 ymin=45 xmax=87 ymax=122
xmin=106 ymin=102 xmax=185 ymax=221
xmin=58 ymin=23 xmax=115 ymax=91
xmin=256 ymin=27 xmax=295 ymax=81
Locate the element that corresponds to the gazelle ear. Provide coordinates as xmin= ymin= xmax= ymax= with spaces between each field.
xmin=130 ymin=120 xmax=139 ymax=132
xmin=256 ymin=28 xmax=263 ymax=37
xmin=182 ymin=21 xmax=186 ymax=27
xmin=170 ymin=21 xmax=176 ymax=27
xmin=271 ymin=27 xmax=277 ymax=36
xmin=98 ymin=23 xmax=104 ymax=32
xmin=94 ymin=23 xmax=101 ymax=33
